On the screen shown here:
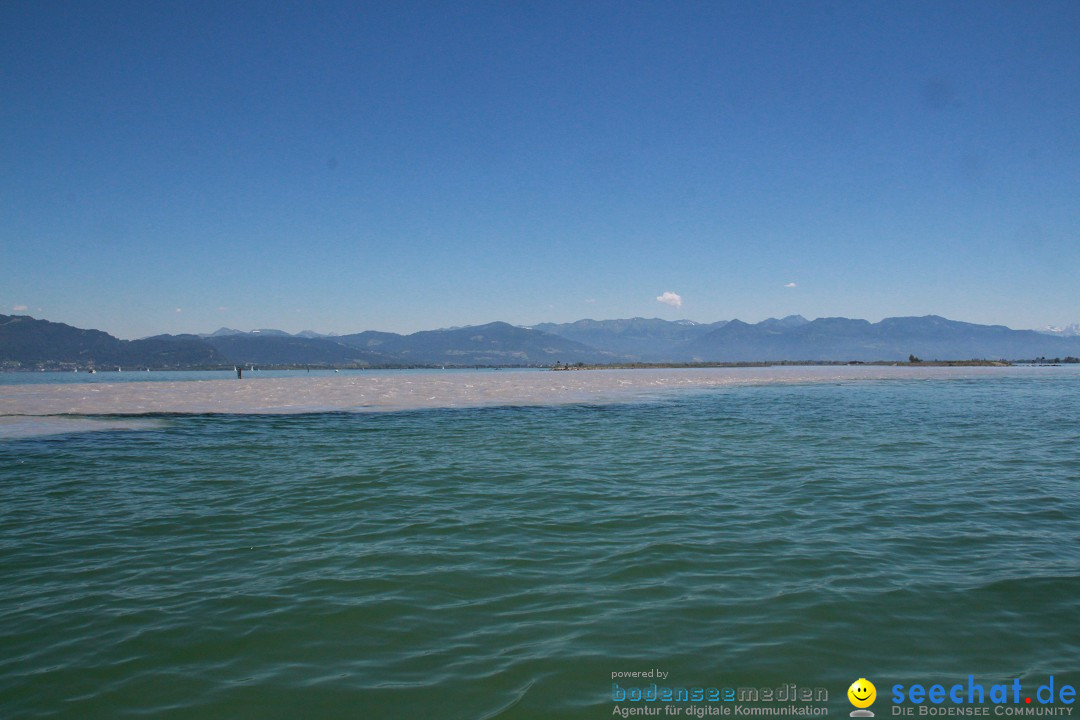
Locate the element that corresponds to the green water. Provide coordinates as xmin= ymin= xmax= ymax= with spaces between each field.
xmin=2 ymin=375 xmax=1079 ymax=718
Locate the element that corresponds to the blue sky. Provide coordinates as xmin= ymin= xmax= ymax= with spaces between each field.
xmin=2 ymin=1 xmax=1078 ymax=338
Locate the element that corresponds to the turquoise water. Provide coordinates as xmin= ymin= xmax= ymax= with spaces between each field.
xmin=2 ymin=373 xmax=1079 ymax=718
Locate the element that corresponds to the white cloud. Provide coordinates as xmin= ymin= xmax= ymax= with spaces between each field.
xmin=656 ymin=291 xmax=683 ymax=308
xmin=784 ymin=282 xmax=797 ymax=288
xmin=175 ymin=308 xmax=182 ymax=313
xmin=13 ymin=304 xmax=28 ymax=311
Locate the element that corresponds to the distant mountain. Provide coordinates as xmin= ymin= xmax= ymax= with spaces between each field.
xmin=531 ymin=317 xmax=728 ymax=360
xmin=201 ymin=327 xmax=337 ymax=339
xmin=1040 ymin=323 xmax=1080 ymax=338
xmin=684 ymin=315 xmax=1080 ymax=362
xmin=756 ymin=315 xmax=810 ymax=330
xmin=335 ymin=330 xmax=407 ymax=353
xmin=0 ymin=315 xmax=611 ymax=369
xmin=0 ymin=315 xmax=225 ymax=368
xmin=202 ymin=327 xmax=245 ymax=338
xmin=201 ymin=335 xmax=393 ymax=366
xmin=337 ymin=322 xmax=616 ymax=365
xmin=5 ymin=313 xmax=1080 ymax=369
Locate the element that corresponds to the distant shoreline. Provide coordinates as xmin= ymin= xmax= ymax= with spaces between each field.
xmin=0 ymin=359 xmax=1030 ymax=374
xmin=13 ymin=359 xmax=1079 ymax=374
xmin=551 ymin=360 xmax=1016 ymax=371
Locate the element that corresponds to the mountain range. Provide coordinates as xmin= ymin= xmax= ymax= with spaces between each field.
xmin=1040 ymin=323 xmax=1080 ymax=337
xmin=3 ymin=313 xmax=1080 ymax=370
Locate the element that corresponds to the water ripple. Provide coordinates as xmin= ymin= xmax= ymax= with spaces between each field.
xmin=1 ymin=374 xmax=1079 ymax=717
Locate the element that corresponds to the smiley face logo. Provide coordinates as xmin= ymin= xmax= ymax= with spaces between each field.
xmin=848 ymin=678 xmax=876 ymax=709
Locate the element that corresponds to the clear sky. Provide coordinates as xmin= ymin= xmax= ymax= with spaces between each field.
xmin=3 ymin=1 xmax=1079 ymax=339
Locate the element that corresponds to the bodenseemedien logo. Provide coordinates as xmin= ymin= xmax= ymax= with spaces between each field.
xmin=849 ymin=678 xmax=877 ymax=717
xmin=609 ymin=676 xmax=830 ymax=717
